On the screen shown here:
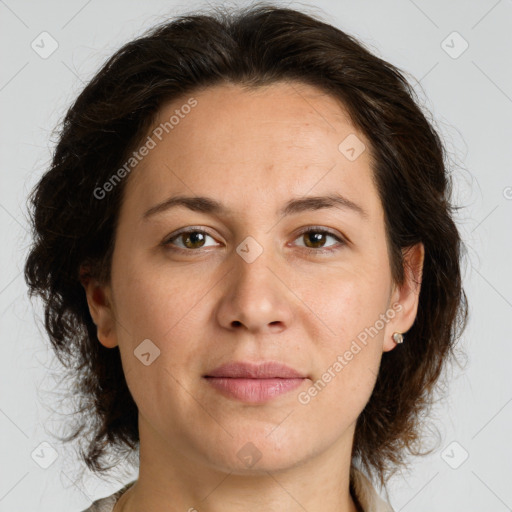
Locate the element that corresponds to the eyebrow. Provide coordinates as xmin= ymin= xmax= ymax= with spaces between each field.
xmin=142 ymin=193 xmax=369 ymax=221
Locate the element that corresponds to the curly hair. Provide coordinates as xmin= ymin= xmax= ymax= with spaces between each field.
xmin=23 ymin=1 xmax=468 ymax=490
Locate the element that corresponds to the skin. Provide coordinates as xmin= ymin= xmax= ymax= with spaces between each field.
xmin=81 ymin=81 xmax=424 ymax=512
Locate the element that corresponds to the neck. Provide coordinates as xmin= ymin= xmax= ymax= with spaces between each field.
xmin=115 ymin=415 xmax=359 ymax=512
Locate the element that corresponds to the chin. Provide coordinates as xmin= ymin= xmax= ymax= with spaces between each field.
xmin=198 ymin=427 xmax=316 ymax=475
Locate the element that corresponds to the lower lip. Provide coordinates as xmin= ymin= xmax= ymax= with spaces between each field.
xmin=204 ymin=377 xmax=305 ymax=403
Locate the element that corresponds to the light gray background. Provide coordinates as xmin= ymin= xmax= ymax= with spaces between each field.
xmin=1 ymin=0 xmax=511 ymax=510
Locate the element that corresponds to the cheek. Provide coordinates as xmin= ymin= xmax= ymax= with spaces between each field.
xmin=298 ymin=304 xmax=383 ymax=430
xmin=111 ymin=259 xmax=207 ymax=381
xmin=111 ymin=253 xmax=195 ymax=340
xmin=302 ymin=263 xmax=391 ymax=341
xmin=298 ymin=265 xmax=390 ymax=400
xmin=111 ymin=266 xmax=204 ymax=425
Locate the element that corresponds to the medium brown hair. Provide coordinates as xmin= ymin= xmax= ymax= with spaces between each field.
xmin=24 ymin=1 xmax=468 ymax=490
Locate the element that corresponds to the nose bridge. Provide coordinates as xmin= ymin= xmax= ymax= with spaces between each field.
xmin=217 ymin=231 xmax=293 ymax=332
xmin=232 ymin=232 xmax=280 ymax=301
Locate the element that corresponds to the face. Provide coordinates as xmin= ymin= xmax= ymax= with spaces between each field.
xmin=83 ymin=81 xmax=423 ymax=474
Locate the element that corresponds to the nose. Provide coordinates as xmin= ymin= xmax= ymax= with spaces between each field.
xmin=215 ymin=239 xmax=294 ymax=334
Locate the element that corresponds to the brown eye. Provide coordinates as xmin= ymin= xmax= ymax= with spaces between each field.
xmin=164 ymin=229 xmax=218 ymax=251
xmin=180 ymin=231 xmax=206 ymax=249
xmin=294 ymin=228 xmax=344 ymax=251
xmin=302 ymin=231 xmax=328 ymax=248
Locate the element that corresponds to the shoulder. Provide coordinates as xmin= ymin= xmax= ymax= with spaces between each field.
xmin=350 ymin=467 xmax=395 ymax=512
xmin=80 ymin=480 xmax=136 ymax=512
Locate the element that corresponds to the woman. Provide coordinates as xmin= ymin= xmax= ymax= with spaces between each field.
xmin=23 ymin=3 xmax=468 ymax=511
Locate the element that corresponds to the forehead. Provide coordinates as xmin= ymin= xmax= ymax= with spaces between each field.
xmin=122 ymin=81 xmax=379 ymax=220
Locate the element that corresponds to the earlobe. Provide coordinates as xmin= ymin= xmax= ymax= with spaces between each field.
xmin=79 ymin=268 xmax=118 ymax=349
xmin=383 ymin=242 xmax=425 ymax=352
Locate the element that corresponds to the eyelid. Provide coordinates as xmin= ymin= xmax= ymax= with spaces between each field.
xmin=295 ymin=225 xmax=346 ymax=242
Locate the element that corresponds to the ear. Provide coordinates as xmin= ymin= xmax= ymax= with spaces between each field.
xmin=383 ymin=242 xmax=424 ymax=352
xmin=79 ymin=266 xmax=118 ymax=349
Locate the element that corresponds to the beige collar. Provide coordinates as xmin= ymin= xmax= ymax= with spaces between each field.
xmin=350 ymin=466 xmax=395 ymax=512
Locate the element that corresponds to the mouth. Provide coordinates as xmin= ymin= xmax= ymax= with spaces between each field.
xmin=203 ymin=361 xmax=307 ymax=403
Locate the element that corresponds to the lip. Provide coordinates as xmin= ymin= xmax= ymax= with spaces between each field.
xmin=204 ymin=361 xmax=305 ymax=379
xmin=204 ymin=361 xmax=307 ymax=403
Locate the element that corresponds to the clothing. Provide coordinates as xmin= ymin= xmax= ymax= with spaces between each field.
xmin=81 ymin=467 xmax=394 ymax=512
xmin=349 ymin=467 xmax=394 ymax=512
xmin=81 ymin=480 xmax=134 ymax=512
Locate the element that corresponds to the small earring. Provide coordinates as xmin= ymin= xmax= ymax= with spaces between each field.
xmin=392 ymin=332 xmax=404 ymax=344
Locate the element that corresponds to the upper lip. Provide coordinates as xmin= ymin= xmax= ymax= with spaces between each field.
xmin=204 ymin=361 xmax=305 ymax=379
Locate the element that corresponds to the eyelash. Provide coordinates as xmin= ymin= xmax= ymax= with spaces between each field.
xmin=162 ymin=226 xmax=347 ymax=255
